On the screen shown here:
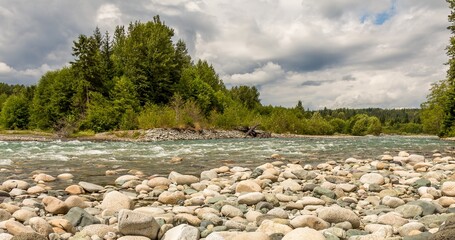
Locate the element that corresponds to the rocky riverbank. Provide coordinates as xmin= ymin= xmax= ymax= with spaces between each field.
xmin=0 ymin=128 xmax=352 ymax=142
xmin=1 ymin=150 xmax=455 ymax=239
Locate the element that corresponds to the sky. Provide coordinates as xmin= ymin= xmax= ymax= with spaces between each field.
xmin=0 ymin=0 xmax=450 ymax=109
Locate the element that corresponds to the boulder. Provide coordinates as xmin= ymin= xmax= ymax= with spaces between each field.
xmin=65 ymin=207 xmax=100 ymax=228
xmin=118 ymin=209 xmax=160 ymax=239
xmin=158 ymin=191 xmax=185 ymax=205
xmin=206 ymin=232 xmax=269 ymax=240
xmin=441 ymin=181 xmax=455 ymax=197
xmin=148 ymin=177 xmax=172 ymax=188
xmin=290 ymin=215 xmax=330 ymax=230
xmin=100 ymin=191 xmax=133 ymax=212
xmin=360 ymin=173 xmax=385 ymax=185
xmin=162 ymin=224 xmax=200 ymax=240
xmin=78 ymin=181 xmax=104 ymax=192
xmin=42 ymin=196 xmax=69 ymax=214
xmin=81 ymin=224 xmax=117 ymax=237
xmin=169 ymin=171 xmax=199 ymax=185
xmin=317 ymin=205 xmax=360 ymax=228
xmin=282 ymin=227 xmax=326 ymax=240
xmin=238 ymin=192 xmax=265 ymax=205
xmin=28 ymin=217 xmax=53 ymax=237
xmin=12 ymin=209 xmax=37 ymax=222
xmin=2 ymin=180 xmax=29 ymax=191
xmin=235 ymin=180 xmax=262 ymax=193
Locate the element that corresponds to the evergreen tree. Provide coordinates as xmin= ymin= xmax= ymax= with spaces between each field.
xmin=441 ymin=0 xmax=455 ymax=136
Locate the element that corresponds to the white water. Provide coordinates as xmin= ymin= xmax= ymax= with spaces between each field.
xmin=0 ymin=136 xmax=453 ymax=185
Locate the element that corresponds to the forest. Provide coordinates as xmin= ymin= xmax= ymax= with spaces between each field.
xmin=0 ymin=16 xmax=439 ymax=137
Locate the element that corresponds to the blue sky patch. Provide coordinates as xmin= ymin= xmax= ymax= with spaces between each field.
xmin=361 ymin=0 xmax=396 ymax=25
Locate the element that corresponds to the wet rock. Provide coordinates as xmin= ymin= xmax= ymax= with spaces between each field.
xmin=33 ymin=173 xmax=56 ymax=182
xmin=2 ymin=180 xmax=29 ymax=191
xmin=169 ymin=171 xmax=199 ymax=185
xmin=148 ymin=177 xmax=172 ymax=188
xmin=115 ymin=175 xmax=139 ymax=185
xmin=65 ymin=185 xmax=85 ymax=195
xmin=78 ymin=181 xmax=104 ymax=193
xmin=57 ymin=173 xmax=74 ymax=180
xmin=201 ymin=170 xmax=218 ymax=181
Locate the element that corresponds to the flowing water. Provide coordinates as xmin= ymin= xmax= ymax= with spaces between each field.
xmin=0 ymin=136 xmax=454 ymax=186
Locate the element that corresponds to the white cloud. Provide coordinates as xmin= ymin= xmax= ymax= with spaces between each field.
xmin=0 ymin=62 xmax=13 ymax=74
xmin=0 ymin=0 xmax=450 ymax=109
xmin=225 ymin=62 xmax=285 ymax=86
xmin=96 ymin=4 xmax=122 ymax=31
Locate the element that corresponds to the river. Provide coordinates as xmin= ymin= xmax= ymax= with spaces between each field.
xmin=0 ymin=135 xmax=454 ymax=186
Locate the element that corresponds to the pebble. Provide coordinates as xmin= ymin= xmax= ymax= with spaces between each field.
xmin=1 ymin=149 xmax=455 ymax=239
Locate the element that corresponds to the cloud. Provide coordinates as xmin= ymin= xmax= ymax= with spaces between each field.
xmin=0 ymin=62 xmax=13 ymax=74
xmin=0 ymin=0 xmax=450 ymax=109
xmin=224 ymin=62 xmax=285 ymax=86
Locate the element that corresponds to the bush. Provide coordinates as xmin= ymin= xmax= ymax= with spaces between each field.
xmin=1 ymin=94 xmax=30 ymax=129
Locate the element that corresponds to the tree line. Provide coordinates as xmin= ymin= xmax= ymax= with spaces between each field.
xmin=0 ymin=16 xmax=431 ymax=136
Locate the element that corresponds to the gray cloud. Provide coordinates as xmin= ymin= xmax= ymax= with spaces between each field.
xmin=0 ymin=0 xmax=450 ymax=109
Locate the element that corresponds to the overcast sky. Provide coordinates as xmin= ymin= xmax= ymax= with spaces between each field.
xmin=0 ymin=0 xmax=450 ymax=109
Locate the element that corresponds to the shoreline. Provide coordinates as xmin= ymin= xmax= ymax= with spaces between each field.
xmin=0 ymin=149 xmax=453 ymax=239
xmin=0 ymin=128 xmax=438 ymax=142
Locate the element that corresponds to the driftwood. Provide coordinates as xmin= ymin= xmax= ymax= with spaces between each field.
xmin=236 ymin=125 xmax=271 ymax=138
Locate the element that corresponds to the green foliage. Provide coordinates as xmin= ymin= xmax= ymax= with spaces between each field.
xmin=137 ymin=104 xmax=176 ymax=129
xmin=82 ymin=92 xmax=119 ymax=132
xmin=348 ymin=115 xmax=382 ymax=136
xmin=230 ymin=85 xmax=261 ymax=110
xmin=306 ymin=112 xmax=334 ymax=135
xmin=437 ymin=1 xmax=455 ymax=137
xmin=1 ymin=94 xmax=29 ymax=129
xmin=0 ymin=15 xmax=432 ymax=136
xmin=210 ymin=102 xmax=259 ymax=130
xmin=329 ymin=118 xmax=346 ymax=134
xmin=421 ymin=80 xmax=449 ymax=135
xmin=30 ymin=68 xmax=77 ymax=130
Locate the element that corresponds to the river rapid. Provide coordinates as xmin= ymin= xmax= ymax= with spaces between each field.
xmin=0 ymin=135 xmax=454 ymax=186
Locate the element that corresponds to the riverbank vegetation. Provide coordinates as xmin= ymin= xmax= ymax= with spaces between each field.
xmin=0 ymin=17 xmax=431 ymax=137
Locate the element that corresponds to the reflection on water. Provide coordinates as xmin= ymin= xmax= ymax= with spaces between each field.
xmin=0 ymin=136 xmax=454 ymax=186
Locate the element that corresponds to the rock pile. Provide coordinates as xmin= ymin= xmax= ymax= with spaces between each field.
xmin=0 ymin=150 xmax=455 ymax=239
